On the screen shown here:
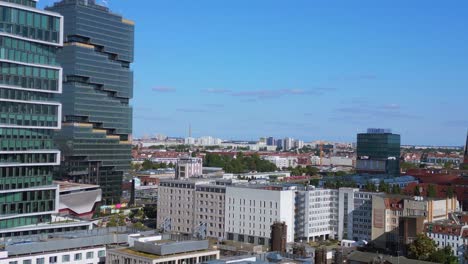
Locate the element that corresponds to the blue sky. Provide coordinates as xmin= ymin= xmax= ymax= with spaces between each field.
xmin=39 ymin=0 xmax=468 ymax=145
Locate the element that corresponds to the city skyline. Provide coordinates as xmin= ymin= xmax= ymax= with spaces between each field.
xmin=39 ymin=0 xmax=468 ymax=146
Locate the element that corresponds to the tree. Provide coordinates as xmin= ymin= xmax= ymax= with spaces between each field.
xmin=379 ymin=180 xmax=390 ymax=193
xmin=132 ymin=222 xmax=147 ymax=230
xmin=391 ymin=184 xmax=401 ymax=194
xmin=401 ymin=162 xmax=418 ymax=171
xmin=143 ymin=205 xmax=157 ymax=219
xmin=309 ymin=179 xmax=320 ymax=186
xmin=446 ymin=186 xmax=455 ymax=198
xmin=429 ymin=246 xmax=458 ymax=264
xmin=141 ymin=159 xmax=154 ymax=170
xmin=365 ymin=181 xmax=377 ymax=192
xmin=408 ymin=234 xmax=437 ymax=261
xmin=427 ymin=184 xmax=437 ymax=198
xmin=443 ymin=162 xmax=454 ymax=169
xmin=130 ymin=209 xmax=145 ymax=220
xmin=414 ymin=185 xmax=421 ymax=196
xmin=335 ymin=171 xmax=347 ymax=176
xmin=107 ymin=214 xmax=126 ymax=227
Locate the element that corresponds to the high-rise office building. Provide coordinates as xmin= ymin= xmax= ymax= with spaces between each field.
xmin=266 ymin=137 xmax=275 ymax=146
xmin=464 ymin=130 xmax=468 ymax=165
xmin=356 ymin=128 xmax=400 ymax=175
xmin=0 ymin=0 xmax=63 ymax=232
xmin=47 ymin=0 xmax=134 ymax=204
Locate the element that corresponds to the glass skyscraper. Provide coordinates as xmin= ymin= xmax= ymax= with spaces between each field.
xmin=47 ymin=0 xmax=134 ymax=204
xmin=0 ymin=0 xmax=63 ymax=231
xmin=464 ymin=130 xmax=468 ymax=165
xmin=356 ymin=128 xmax=401 ymax=175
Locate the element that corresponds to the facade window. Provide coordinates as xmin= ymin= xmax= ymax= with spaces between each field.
xmin=49 ymin=256 xmax=57 ymax=263
xmin=23 ymin=261 xmax=31 ymax=264
xmin=74 ymin=253 xmax=82 ymax=261
xmin=36 ymin=258 xmax=44 ymax=264
xmin=62 ymin=255 xmax=70 ymax=262
xmin=86 ymin=251 xmax=94 ymax=259
xmin=98 ymin=250 xmax=106 ymax=258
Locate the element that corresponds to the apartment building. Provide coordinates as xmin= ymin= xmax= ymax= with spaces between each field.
xmin=157 ymin=179 xmax=226 ymax=238
xmin=372 ymin=194 xmax=459 ymax=251
xmin=225 ymin=185 xmax=296 ymax=246
xmin=425 ymin=221 xmax=468 ymax=260
xmin=295 ymin=187 xmax=338 ymax=242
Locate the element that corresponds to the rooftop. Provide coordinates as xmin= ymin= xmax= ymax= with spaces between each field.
xmin=55 ymin=181 xmax=100 ymax=193
xmin=347 ymin=251 xmax=438 ymax=264
xmin=114 ymin=247 xmax=218 ymax=260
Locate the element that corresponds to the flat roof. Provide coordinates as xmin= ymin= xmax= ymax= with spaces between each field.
xmin=55 ymin=181 xmax=100 ymax=192
xmin=114 ymin=248 xmax=219 ymax=260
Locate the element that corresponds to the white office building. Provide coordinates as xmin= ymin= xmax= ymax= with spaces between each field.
xmin=295 ymin=187 xmax=339 ymax=242
xmin=225 ymin=185 xmax=296 ymax=246
xmin=175 ymin=157 xmax=203 ymax=179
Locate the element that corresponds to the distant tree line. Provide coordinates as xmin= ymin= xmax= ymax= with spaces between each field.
xmin=203 ymin=152 xmax=277 ymax=173
xmin=132 ymin=160 xmax=175 ymax=171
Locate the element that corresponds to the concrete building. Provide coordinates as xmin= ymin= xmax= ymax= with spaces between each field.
xmin=0 ymin=227 xmax=143 ymax=264
xmin=311 ymin=156 xmax=354 ymax=167
xmin=176 ymin=157 xmax=203 ymax=179
xmin=283 ymin=138 xmax=294 ymax=151
xmin=294 ymin=140 xmax=304 ymax=150
xmin=338 ymin=188 xmax=375 ymax=242
xmin=262 ymin=156 xmax=297 ymax=169
xmin=371 ymin=194 xmax=459 ymax=251
xmin=195 ymin=184 xmax=226 ymax=239
xmin=225 ymin=185 xmax=296 ymax=246
xmin=425 ymin=221 xmax=468 ymax=261
xmin=295 ymin=187 xmax=338 ymax=242
xmin=157 ymin=179 xmax=226 ymax=238
xmin=106 ymin=239 xmax=220 ymax=264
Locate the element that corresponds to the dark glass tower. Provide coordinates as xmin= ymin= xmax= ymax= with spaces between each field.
xmin=47 ymin=0 xmax=134 ymax=204
xmin=0 ymin=0 xmax=63 ymax=229
xmin=356 ymin=128 xmax=401 ymax=175
xmin=464 ymin=130 xmax=468 ymax=165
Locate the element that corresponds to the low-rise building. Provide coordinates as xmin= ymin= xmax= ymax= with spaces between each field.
xmin=106 ymin=239 xmax=220 ymax=264
xmin=176 ymin=157 xmax=203 ymax=179
xmin=425 ymin=221 xmax=468 ymax=260
xmin=371 ymin=194 xmax=459 ymax=251
xmin=56 ymin=181 xmax=102 ymax=219
xmin=0 ymin=227 xmax=143 ymax=264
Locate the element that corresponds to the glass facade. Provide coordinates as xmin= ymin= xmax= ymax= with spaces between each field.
xmin=47 ymin=0 xmax=134 ymax=204
xmin=0 ymin=0 xmax=62 ymax=230
xmin=356 ymin=130 xmax=401 ymax=175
